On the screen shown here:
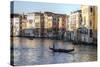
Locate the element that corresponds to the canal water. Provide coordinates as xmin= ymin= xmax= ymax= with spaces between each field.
xmin=11 ymin=37 xmax=97 ymax=66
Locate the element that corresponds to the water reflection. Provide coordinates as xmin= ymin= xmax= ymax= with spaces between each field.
xmin=12 ymin=37 xmax=97 ymax=66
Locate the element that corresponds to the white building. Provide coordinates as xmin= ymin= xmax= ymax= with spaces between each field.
xmin=26 ymin=12 xmax=44 ymax=37
xmin=27 ymin=13 xmax=35 ymax=29
xmin=23 ymin=13 xmax=35 ymax=37
xmin=68 ymin=10 xmax=82 ymax=41
xmin=11 ymin=14 xmax=21 ymax=36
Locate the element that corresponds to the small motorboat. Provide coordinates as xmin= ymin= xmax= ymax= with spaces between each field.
xmin=49 ymin=47 xmax=74 ymax=53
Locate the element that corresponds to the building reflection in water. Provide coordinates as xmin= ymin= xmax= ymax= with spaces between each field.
xmin=11 ymin=37 xmax=97 ymax=66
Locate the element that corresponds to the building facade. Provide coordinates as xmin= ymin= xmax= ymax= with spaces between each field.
xmin=44 ymin=12 xmax=67 ymax=38
xmin=26 ymin=13 xmax=35 ymax=37
xmin=34 ymin=12 xmax=44 ymax=37
xmin=81 ymin=5 xmax=97 ymax=43
xmin=20 ymin=14 xmax=28 ymax=36
xmin=58 ymin=14 xmax=67 ymax=39
xmin=44 ymin=12 xmax=53 ymax=37
xmin=52 ymin=14 xmax=59 ymax=38
xmin=68 ymin=10 xmax=82 ymax=41
xmin=27 ymin=12 xmax=44 ymax=37
xmin=27 ymin=13 xmax=35 ymax=29
xmin=11 ymin=14 xmax=21 ymax=36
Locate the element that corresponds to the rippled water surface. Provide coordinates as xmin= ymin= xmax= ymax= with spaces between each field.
xmin=11 ymin=37 xmax=97 ymax=66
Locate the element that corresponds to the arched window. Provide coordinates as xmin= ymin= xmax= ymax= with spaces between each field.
xmin=90 ymin=20 xmax=92 ymax=28
xmin=90 ymin=29 xmax=92 ymax=37
xmin=90 ymin=7 xmax=93 ymax=13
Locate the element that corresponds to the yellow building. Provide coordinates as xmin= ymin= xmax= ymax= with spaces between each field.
xmin=44 ymin=12 xmax=53 ymax=36
xmin=27 ymin=12 xmax=43 ymax=29
xmin=44 ymin=15 xmax=52 ymax=29
xmin=81 ymin=5 xmax=97 ymax=43
xmin=93 ymin=6 xmax=97 ymax=42
xmin=21 ymin=15 xmax=27 ymax=30
xmin=34 ymin=15 xmax=41 ymax=28
xmin=27 ymin=13 xmax=35 ymax=29
xmin=47 ymin=16 xmax=52 ymax=29
xmin=34 ymin=12 xmax=44 ymax=37
xmin=81 ymin=5 xmax=97 ymax=30
xmin=26 ymin=12 xmax=44 ymax=37
xmin=44 ymin=12 xmax=53 ymax=29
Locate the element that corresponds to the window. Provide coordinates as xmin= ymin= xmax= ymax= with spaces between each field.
xmin=80 ymin=15 xmax=82 ymax=22
xmin=93 ymin=7 xmax=95 ymax=15
xmin=90 ymin=7 xmax=93 ymax=13
xmin=35 ymin=23 xmax=39 ymax=27
xmin=29 ymin=20 xmax=33 ymax=24
xmin=90 ymin=20 xmax=92 ymax=28
xmin=35 ymin=16 xmax=40 ymax=19
xmin=48 ymin=18 xmax=51 ymax=22
xmin=90 ymin=29 xmax=92 ymax=37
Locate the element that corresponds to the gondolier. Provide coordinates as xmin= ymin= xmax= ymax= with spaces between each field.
xmin=49 ymin=42 xmax=75 ymax=53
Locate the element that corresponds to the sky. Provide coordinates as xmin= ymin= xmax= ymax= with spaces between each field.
xmin=11 ymin=1 xmax=81 ymax=15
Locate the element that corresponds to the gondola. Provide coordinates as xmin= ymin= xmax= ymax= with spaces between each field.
xmin=49 ymin=47 xmax=74 ymax=53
